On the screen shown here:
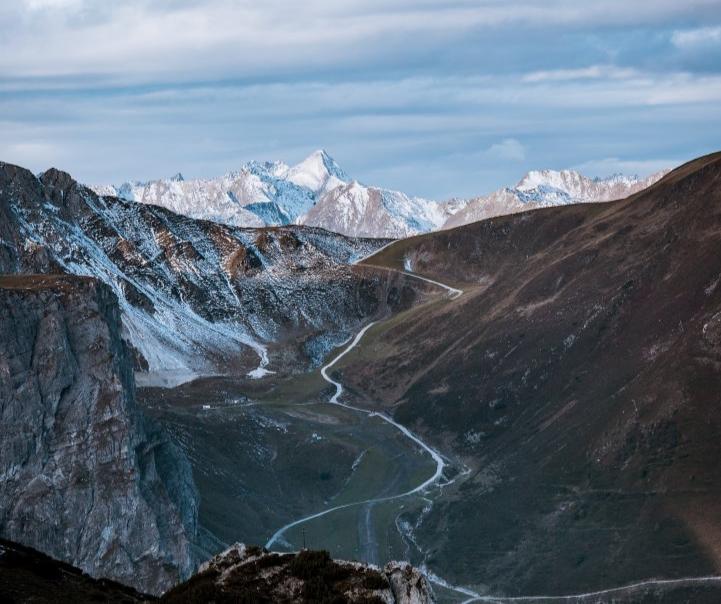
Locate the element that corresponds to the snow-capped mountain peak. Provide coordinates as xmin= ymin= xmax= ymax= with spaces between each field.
xmin=515 ymin=168 xmax=663 ymax=201
xmin=284 ymin=149 xmax=348 ymax=194
xmin=444 ymin=167 xmax=670 ymax=229
xmin=517 ymin=169 xmax=584 ymax=192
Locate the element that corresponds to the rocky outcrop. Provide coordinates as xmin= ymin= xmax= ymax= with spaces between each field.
xmin=385 ymin=563 xmax=435 ymax=604
xmin=162 ymin=543 xmax=435 ymax=603
xmin=5 ymin=537 xmax=721 ymax=604
xmin=0 ymin=275 xmax=198 ymax=595
xmin=0 ymin=537 xmax=438 ymax=603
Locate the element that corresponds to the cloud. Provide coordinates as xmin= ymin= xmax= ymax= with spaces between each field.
xmin=0 ymin=1 xmax=720 ymax=197
xmin=485 ymin=138 xmax=526 ymax=161
xmin=523 ymin=65 xmax=638 ymax=82
xmin=1 ymin=1 xmax=721 ymax=81
xmin=1 ymin=66 xmax=719 ymax=195
xmin=672 ymin=26 xmax=721 ymax=48
xmin=21 ymin=0 xmax=83 ymax=9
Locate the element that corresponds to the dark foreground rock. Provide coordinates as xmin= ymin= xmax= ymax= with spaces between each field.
xmin=0 ymin=538 xmax=435 ymax=604
xmin=0 ymin=275 xmax=198 ymax=594
xmin=5 ymin=536 xmax=721 ymax=603
xmin=0 ymin=538 xmax=150 ymax=603
xmin=162 ymin=543 xmax=435 ymax=604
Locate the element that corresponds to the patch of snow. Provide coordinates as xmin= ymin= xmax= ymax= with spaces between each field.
xmin=135 ymin=370 xmax=203 ymax=388
xmin=247 ymin=367 xmax=274 ymax=379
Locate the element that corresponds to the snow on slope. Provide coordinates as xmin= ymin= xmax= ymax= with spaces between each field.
xmin=443 ymin=168 xmax=670 ymax=229
xmin=1 ymin=163 xmax=391 ymax=379
xmin=296 ymin=180 xmax=459 ymax=239
xmin=282 ymin=149 xmax=348 ymax=194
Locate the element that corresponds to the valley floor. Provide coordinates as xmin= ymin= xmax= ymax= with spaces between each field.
xmin=138 ymin=273 xmax=477 ymax=602
xmin=138 ymin=314 xmax=721 ymax=603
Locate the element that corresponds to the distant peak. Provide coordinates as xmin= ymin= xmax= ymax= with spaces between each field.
xmin=286 ymin=148 xmax=348 ymax=192
xmin=297 ymin=149 xmax=343 ymax=172
xmin=39 ymin=167 xmax=78 ymax=190
xmin=592 ymin=172 xmax=640 ymax=184
xmin=169 ymin=172 xmax=184 ymax=182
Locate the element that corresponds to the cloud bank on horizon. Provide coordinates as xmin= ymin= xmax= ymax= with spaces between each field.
xmin=1 ymin=0 xmax=720 ymax=198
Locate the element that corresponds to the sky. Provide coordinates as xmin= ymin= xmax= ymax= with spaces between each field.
xmin=1 ymin=1 xmax=721 ymax=199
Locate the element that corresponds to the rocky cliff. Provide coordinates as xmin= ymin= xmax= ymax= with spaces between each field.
xmin=0 ymin=275 xmax=198 ymax=595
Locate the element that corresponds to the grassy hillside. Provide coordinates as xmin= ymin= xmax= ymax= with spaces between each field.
xmin=336 ymin=152 xmax=721 ymax=595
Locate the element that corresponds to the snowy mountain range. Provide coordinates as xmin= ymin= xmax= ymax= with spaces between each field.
xmin=443 ymin=168 xmax=670 ymax=229
xmin=92 ymin=150 xmax=669 ymax=239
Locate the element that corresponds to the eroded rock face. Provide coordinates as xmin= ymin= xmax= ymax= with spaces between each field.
xmin=0 ymin=275 xmax=198 ymax=595
xmin=384 ymin=562 xmax=435 ymax=604
xmin=163 ymin=543 xmax=435 ymax=603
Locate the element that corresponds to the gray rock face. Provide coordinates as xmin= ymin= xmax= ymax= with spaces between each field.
xmin=0 ymin=275 xmax=198 ymax=595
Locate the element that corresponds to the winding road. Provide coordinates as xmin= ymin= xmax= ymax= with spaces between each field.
xmin=264 ymin=256 xmax=721 ymax=602
xmin=262 ymin=263 xmax=482 ymax=602
xmin=457 ymin=574 xmax=721 ymax=603
xmin=265 ymin=313 xmax=455 ymax=550
xmin=265 ymin=242 xmax=469 ymax=554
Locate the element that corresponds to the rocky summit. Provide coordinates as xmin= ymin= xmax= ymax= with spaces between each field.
xmin=163 ymin=543 xmax=435 ymax=604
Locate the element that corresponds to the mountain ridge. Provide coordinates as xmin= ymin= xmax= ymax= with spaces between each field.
xmin=90 ymin=150 xmax=669 ymax=239
xmin=443 ymin=167 xmax=670 ymax=229
xmin=0 ymin=160 xmax=422 ymax=383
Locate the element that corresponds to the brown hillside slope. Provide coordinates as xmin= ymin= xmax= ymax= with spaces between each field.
xmin=342 ymin=152 xmax=721 ymax=595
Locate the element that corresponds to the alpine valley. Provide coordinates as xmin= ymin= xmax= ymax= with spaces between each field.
xmin=3 ymin=150 xmax=721 ymax=604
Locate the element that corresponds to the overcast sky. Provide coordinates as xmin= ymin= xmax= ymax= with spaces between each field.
xmin=1 ymin=0 xmax=721 ymax=198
